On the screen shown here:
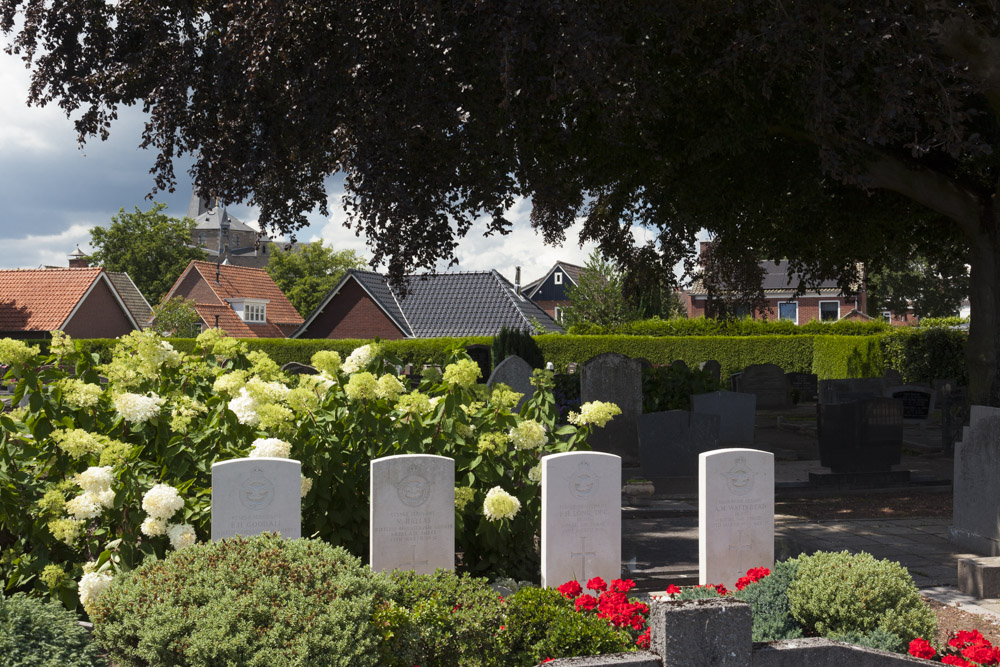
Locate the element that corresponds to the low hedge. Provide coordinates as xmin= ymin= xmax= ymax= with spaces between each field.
xmin=572 ymin=316 xmax=894 ymax=337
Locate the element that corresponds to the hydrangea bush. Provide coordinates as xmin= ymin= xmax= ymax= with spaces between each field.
xmin=0 ymin=330 xmax=612 ymax=611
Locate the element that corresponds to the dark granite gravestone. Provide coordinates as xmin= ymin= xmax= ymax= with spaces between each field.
xmin=280 ymin=362 xmax=318 ymax=376
xmin=952 ymin=409 xmax=1000 ymax=555
xmin=741 ymin=364 xmax=792 ymax=409
xmin=636 ymin=358 xmax=654 ymax=371
xmin=816 ymin=397 xmax=903 ymax=474
xmin=465 ymin=344 xmax=492 ymax=383
xmin=698 ymin=360 xmax=721 ymax=384
xmin=785 ymin=372 xmax=818 ymax=403
xmin=670 ymin=359 xmax=689 ymax=372
xmin=638 ymin=410 xmax=720 ymax=477
xmin=691 ymin=391 xmax=756 ymax=445
xmin=886 ymin=385 xmax=936 ymax=424
xmin=486 ymin=355 xmax=534 ymax=412
xmin=580 ymin=353 xmax=643 ymax=465
xmin=883 ymin=368 xmax=904 ymax=385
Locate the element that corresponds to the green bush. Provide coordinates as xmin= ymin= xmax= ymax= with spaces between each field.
xmin=675 ymin=585 xmax=725 ymax=600
xmin=602 ymin=316 xmax=891 ymax=337
xmin=375 ymin=570 xmax=505 ymax=667
xmin=916 ymin=316 xmax=969 ymax=329
xmin=879 ymin=327 xmax=967 ymax=385
xmin=827 ymin=629 xmax=907 ymax=654
xmin=498 ymin=587 xmax=634 ymax=666
xmin=733 ymin=559 xmax=803 ymax=642
xmin=811 ymin=335 xmax=885 ymax=379
xmin=0 ymin=593 xmax=102 ymax=667
xmin=93 ymin=535 xmax=392 ymax=667
xmin=492 ymin=326 xmax=545 ymax=369
xmin=786 ymin=551 xmax=936 ymax=642
xmin=642 ymin=364 xmax=721 ymax=412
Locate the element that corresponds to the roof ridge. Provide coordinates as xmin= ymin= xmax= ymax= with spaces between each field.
xmin=490 ymin=269 xmax=534 ymax=332
xmin=384 ymin=275 xmax=415 ymax=337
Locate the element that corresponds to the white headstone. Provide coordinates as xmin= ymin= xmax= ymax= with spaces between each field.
xmin=541 ymin=452 xmax=621 ymax=588
xmin=370 ymin=454 xmax=455 ymax=574
xmin=211 ymin=457 xmax=301 ymax=541
xmin=699 ymin=448 xmax=774 ymax=589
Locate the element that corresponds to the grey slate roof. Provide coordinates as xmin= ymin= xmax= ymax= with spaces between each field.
xmin=297 ymin=269 xmax=563 ymax=338
xmin=107 ymin=272 xmax=154 ymax=328
xmin=687 ymin=259 xmax=843 ymax=296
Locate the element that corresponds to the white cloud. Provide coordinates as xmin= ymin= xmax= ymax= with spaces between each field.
xmin=0 ymin=54 xmax=74 ymax=153
xmin=0 ymin=224 xmax=92 ymax=269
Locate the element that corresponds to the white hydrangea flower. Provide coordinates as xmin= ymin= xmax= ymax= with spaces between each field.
xmin=228 ymin=387 xmax=260 ymax=425
xmin=213 ymin=371 xmax=246 ymax=395
xmin=483 ymin=486 xmax=521 ymax=521
xmin=96 ymin=488 xmax=116 ymax=509
xmin=166 ymin=523 xmax=197 ymax=550
xmin=342 ymin=344 xmax=376 ymax=374
xmin=65 ymin=494 xmax=101 ymax=520
xmin=75 ymin=466 xmax=113 ymax=494
xmin=508 ymin=419 xmax=548 ymax=450
xmin=301 ymin=475 xmax=313 ymax=498
xmin=528 ymin=464 xmax=542 ymax=483
xmin=140 ymin=516 xmax=168 ymax=537
xmin=142 ymin=484 xmax=184 ymax=520
xmin=78 ymin=571 xmax=113 ymax=615
xmin=249 ymin=437 xmax=292 ymax=459
xmin=112 ymin=392 xmax=165 ymax=424
xmin=245 ymin=377 xmax=290 ymax=402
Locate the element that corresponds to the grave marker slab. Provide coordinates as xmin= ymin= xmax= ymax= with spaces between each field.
xmin=699 ymin=448 xmax=774 ymax=590
xmin=883 ymin=368 xmax=904 ymax=385
xmin=951 ymin=414 xmax=1000 ymax=555
xmin=699 ymin=360 xmax=722 ymax=384
xmin=785 ymin=372 xmax=818 ymax=402
xmin=370 ymin=454 xmax=454 ymax=574
xmin=211 ymin=457 xmax=301 ymax=541
xmin=691 ymin=391 xmax=756 ymax=445
xmin=580 ymin=353 xmax=643 ymax=465
xmin=886 ymin=385 xmax=936 ymax=424
xmin=487 ymin=355 xmax=535 ymax=412
xmin=541 ymin=452 xmax=621 ymax=588
xmin=741 ymin=364 xmax=791 ymax=409
xmin=670 ymin=359 xmax=689 ymax=372
xmin=817 ymin=397 xmax=903 ymax=473
xmin=639 ymin=410 xmax=720 ymax=477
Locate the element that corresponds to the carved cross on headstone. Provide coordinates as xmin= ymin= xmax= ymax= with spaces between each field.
xmin=399 ymin=544 xmax=429 ymax=569
xmin=570 ymin=536 xmax=597 ymax=581
xmin=727 ymin=530 xmax=752 ymax=553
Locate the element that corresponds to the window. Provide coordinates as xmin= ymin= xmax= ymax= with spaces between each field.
xmin=198 ymin=232 xmax=206 ymax=246
xmin=778 ymin=302 xmax=798 ymax=324
xmin=554 ymin=272 xmax=563 ymax=285
xmin=881 ymin=311 xmax=892 ymax=323
xmin=245 ymin=303 xmax=266 ymax=323
xmin=819 ymin=301 xmax=840 ymax=322
xmin=554 ymin=306 xmax=563 ymax=322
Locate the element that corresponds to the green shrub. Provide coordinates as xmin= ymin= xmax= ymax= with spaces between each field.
xmin=642 ymin=364 xmax=721 ymax=412
xmin=492 ymin=326 xmax=545 ymax=369
xmin=605 ymin=316 xmax=891 ymax=337
xmin=0 ymin=593 xmax=102 ymax=666
xmin=827 ymin=628 xmax=907 ymax=654
xmin=811 ymin=335 xmax=885 ymax=379
xmin=916 ymin=316 xmax=969 ymax=329
xmin=675 ymin=585 xmax=724 ymax=600
xmin=498 ymin=587 xmax=634 ymax=666
xmin=786 ymin=551 xmax=936 ymax=642
xmin=879 ymin=327 xmax=967 ymax=384
xmin=375 ymin=570 xmax=505 ymax=667
xmin=93 ymin=535 xmax=392 ymax=667
xmin=733 ymin=559 xmax=803 ymax=642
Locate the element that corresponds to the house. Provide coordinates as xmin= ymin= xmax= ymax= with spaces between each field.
xmin=0 ymin=267 xmax=141 ymax=339
xmin=187 ymin=193 xmax=276 ymax=269
xmin=63 ymin=245 xmax=154 ymax=328
xmin=293 ymin=269 xmax=563 ymax=339
xmin=520 ymin=261 xmax=585 ymax=322
xmin=160 ymin=260 xmax=303 ymax=337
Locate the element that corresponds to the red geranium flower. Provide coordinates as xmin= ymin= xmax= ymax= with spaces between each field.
xmin=587 ymin=577 xmax=608 ymax=593
xmin=942 ymin=655 xmax=971 ymax=666
xmin=557 ymin=580 xmax=583 ymax=599
xmin=610 ymin=578 xmax=636 ymax=593
xmin=636 ymin=628 xmax=651 ymax=649
xmin=575 ymin=594 xmax=599 ymax=611
xmin=951 ymin=630 xmax=987 ymax=649
xmin=665 ymin=584 xmax=681 ymax=595
xmin=909 ymin=638 xmax=937 ymax=660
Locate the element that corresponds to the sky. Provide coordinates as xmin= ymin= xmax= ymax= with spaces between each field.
xmin=0 ymin=50 xmax=639 ymax=287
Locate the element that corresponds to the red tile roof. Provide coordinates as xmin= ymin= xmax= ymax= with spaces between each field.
xmin=0 ymin=268 xmax=104 ymax=332
xmin=165 ymin=261 xmax=303 ymax=338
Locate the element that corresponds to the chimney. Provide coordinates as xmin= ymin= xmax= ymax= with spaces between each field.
xmin=515 ymin=266 xmax=521 ymax=295
xmin=699 ymin=240 xmax=712 ymax=256
xmin=68 ymin=245 xmax=89 ymax=268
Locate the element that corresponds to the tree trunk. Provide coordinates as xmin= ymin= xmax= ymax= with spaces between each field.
xmin=966 ymin=212 xmax=1000 ymax=407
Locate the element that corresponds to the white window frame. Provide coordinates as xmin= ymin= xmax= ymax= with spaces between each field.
xmin=245 ymin=302 xmax=266 ymax=323
xmin=818 ymin=300 xmax=840 ymax=323
xmin=554 ymin=306 xmax=563 ymax=322
xmin=778 ymin=301 xmax=798 ymax=325
xmin=554 ymin=271 xmax=563 ymax=285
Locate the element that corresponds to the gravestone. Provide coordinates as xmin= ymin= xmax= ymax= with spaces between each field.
xmin=699 ymin=360 xmax=721 ymax=384
xmin=280 ymin=361 xmax=318 ymax=376
xmin=699 ymin=448 xmax=774 ymax=589
xmin=370 ymin=454 xmax=455 ymax=574
xmin=816 ymin=397 xmax=903 ymax=473
xmin=883 ymin=368 xmax=904 ymax=385
xmin=885 ymin=385 xmax=936 ymax=424
xmin=541 ymin=452 xmax=621 ymax=588
xmin=691 ymin=391 xmax=756 ymax=445
xmin=730 ymin=372 xmax=743 ymax=393
xmin=636 ymin=358 xmax=654 ymax=371
xmin=580 ymin=353 xmax=643 ymax=465
xmin=951 ymin=412 xmax=1000 ymax=555
xmin=487 ymin=355 xmax=534 ymax=412
xmin=639 ymin=410 xmax=721 ymax=477
xmin=211 ymin=457 xmax=301 ymax=541
xmin=740 ymin=364 xmax=791 ymax=409
xmin=670 ymin=359 xmax=689 ymax=372
xmin=465 ymin=344 xmax=492 ymax=383
xmin=785 ymin=372 xmax=818 ymax=402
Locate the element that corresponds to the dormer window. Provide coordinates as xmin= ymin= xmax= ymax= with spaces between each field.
xmin=226 ymin=298 xmax=269 ymax=323
xmin=554 ymin=272 xmax=563 ymax=285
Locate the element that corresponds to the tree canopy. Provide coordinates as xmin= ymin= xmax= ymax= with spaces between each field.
xmin=89 ymin=204 xmax=204 ymax=305
xmin=265 ymin=242 xmax=367 ymax=317
xmin=4 ymin=2 xmax=1000 ymax=402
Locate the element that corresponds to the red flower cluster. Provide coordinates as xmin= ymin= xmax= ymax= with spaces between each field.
xmin=735 ymin=567 xmax=771 ymax=591
xmin=909 ymin=630 xmax=1000 ymax=665
xmin=693 ymin=583 xmax=729 ymax=596
xmin=664 ymin=584 xmax=681 ymax=595
xmin=559 ymin=577 xmax=650 ymax=647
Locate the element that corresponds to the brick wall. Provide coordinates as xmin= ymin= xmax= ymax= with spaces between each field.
xmin=685 ymin=294 xmax=860 ymax=323
xmin=298 ymin=279 xmax=405 ymax=339
xmin=64 ymin=278 xmax=135 ymax=338
xmin=532 ymin=299 xmax=569 ymax=319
